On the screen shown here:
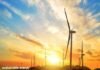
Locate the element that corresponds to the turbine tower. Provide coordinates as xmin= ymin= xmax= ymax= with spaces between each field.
xmin=64 ymin=8 xmax=76 ymax=70
xmin=81 ymin=41 xmax=84 ymax=69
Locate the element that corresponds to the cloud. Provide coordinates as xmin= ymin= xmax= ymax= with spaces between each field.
xmin=29 ymin=0 xmax=100 ymax=53
xmin=1 ymin=0 xmax=99 ymax=41
xmin=1 ymin=1 xmax=33 ymax=22
xmin=22 ymin=0 xmax=36 ymax=7
xmin=47 ymin=25 xmax=59 ymax=34
xmin=16 ymin=34 xmax=44 ymax=48
xmin=1 ymin=1 xmax=22 ymax=16
xmin=81 ymin=0 xmax=87 ymax=4
xmin=84 ymin=24 xmax=100 ymax=40
xmin=85 ymin=50 xmax=100 ymax=58
xmin=0 ymin=26 xmax=16 ymax=39
xmin=34 ymin=0 xmax=99 ymax=39
xmin=76 ymin=49 xmax=81 ymax=52
xmin=9 ymin=49 xmax=33 ymax=60
xmin=3 ymin=9 xmax=12 ymax=19
xmin=48 ymin=0 xmax=99 ymax=30
xmin=86 ymin=50 xmax=93 ymax=56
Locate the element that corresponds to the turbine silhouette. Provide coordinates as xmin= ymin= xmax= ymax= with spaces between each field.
xmin=79 ymin=41 xmax=85 ymax=69
xmin=64 ymin=8 xmax=76 ymax=70
xmin=80 ymin=41 xmax=84 ymax=68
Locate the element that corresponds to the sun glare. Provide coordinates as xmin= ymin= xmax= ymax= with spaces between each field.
xmin=47 ymin=54 xmax=61 ymax=65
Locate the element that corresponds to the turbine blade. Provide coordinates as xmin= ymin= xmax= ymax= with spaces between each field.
xmin=65 ymin=33 xmax=70 ymax=59
xmin=64 ymin=8 xmax=71 ymax=30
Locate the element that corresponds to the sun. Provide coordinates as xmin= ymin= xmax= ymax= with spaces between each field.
xmin=47 ymin=54 xmax=61 ymax=65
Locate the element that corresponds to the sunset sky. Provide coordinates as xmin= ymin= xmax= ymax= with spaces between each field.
xmin=0 ymin=0 xmax=100 ymax=69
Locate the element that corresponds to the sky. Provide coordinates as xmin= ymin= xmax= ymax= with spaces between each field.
xmin=0 ymin=0 xmax=100 ymax=69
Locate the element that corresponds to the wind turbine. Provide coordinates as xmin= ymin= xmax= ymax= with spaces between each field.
xmin=80 ymin=41 xmax=84 ymax=68
xmin=78 ymin=41 xmax=85 ymax=69
xmin=45 ymin=48 xmax=47 ymax=67
xmin=64 ymin=8 xmax=76 ymax=70
xmin=31 ymin=55 xmax=35 ymax=67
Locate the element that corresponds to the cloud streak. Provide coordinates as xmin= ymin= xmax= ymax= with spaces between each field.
xmin=1 ymin=1 xmax=33 ymax=21
xmin=22 ymin=0 xmax=36 ymax=7
xmin=9 ymin=49 xmax=33 ymax=60
xmin=16 ymin=34 xmax=44 ymax=48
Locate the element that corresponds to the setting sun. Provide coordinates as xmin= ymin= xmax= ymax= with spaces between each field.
xmin=47 ymin=54 xmax=61 ymax=65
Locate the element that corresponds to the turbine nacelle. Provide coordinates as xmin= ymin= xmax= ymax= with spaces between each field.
xmin=82 ymin=54 xmax=85 ymax=56
xmin=70 ymin=30 xmax=76 ymax=33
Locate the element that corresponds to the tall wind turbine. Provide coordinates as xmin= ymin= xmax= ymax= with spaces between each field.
xmin=80 ymin=41 xmax=84 ymax=68
xmin=64 ymin=8 xmax=76 ymax=70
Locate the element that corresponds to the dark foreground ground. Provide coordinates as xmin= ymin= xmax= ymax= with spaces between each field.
xmin=29 ymin=66 xmax=91 ymax=70
xmin=0 ymin=66 xmax=100 ymax=70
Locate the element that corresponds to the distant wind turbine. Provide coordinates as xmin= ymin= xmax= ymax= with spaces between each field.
xmin=31 ymin=55 xmax=36 ymax=67
xmin=81 ymin=41 xmax=84 ymax=68
xmin=79 ymin=41 xmax=85 ymax=68
xmin=64 ymin=8 xmax=76 ymax=70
